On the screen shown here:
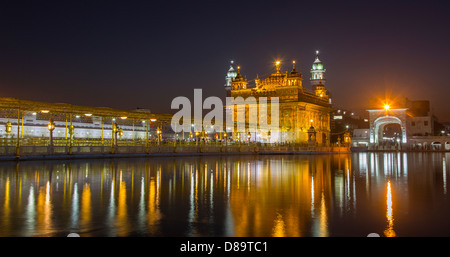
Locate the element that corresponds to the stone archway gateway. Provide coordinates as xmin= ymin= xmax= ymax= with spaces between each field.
xmin=368 ymin=107 xmax=408 ymax=150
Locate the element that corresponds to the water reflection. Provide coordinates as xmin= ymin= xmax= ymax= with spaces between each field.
xmin=0 ymin=153 xmax=449 ymax=236
xmin=384 ymin=181 xmax=395 ymax=237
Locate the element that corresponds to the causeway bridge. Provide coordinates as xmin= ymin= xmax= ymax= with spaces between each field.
xmin=0 ymin=140 xmax=350 ymax=161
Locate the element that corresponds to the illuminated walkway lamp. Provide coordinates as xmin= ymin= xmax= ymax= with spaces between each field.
xmin=157 ymin=127 xmax=162 ymax=146
xmin=5 ymin=120 xmax=12 ymax=136
xmin=5 ymin=120 xmax=12 ymax=147
xmin=68 ymin=124 xmax=74 ymax=154
xmin=344 ymin=131 xmax=351 ymax=147
xmin=112 ymin=122 xmax=119 ymax=149
xmin=48 ymin=118 xmax=55 ymax=153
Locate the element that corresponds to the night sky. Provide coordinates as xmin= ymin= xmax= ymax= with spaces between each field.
xmin=1 ymin=1 xmax=449 ymax=120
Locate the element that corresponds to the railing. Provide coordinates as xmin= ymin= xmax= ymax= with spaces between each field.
xmin=0 ymin=145 xmax=350 ymax=157
xmin=0 ymin=137 xmax=350 ymax=157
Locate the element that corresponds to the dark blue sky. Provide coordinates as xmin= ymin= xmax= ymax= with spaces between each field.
xmin=1 ymin=0 xmax=449 ymax=120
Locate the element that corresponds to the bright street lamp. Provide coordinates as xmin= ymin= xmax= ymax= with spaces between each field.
xmin=48 ymin=118 xmax=55 ymax=148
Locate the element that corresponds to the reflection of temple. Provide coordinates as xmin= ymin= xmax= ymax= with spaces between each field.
xmin=0 ymin=154 xmax=349 ymax=237
xmin=227 ymin=156 xmax=335 ymax=236
xmin=9 ymin=153 xmax=450 ymax=236
xmin=225 ymin=51 xmax=332 ymax=145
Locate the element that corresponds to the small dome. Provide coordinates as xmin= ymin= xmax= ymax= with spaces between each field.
xmin=289 ymin=69 xmax=300 ymax=77
xmin=233 ymin=66 xmax=246 ymax=82
xmin=311 ymin=50 xmax=325 ymax=72
xmin=225 ymin=61 xmax=238 ymax=87
xmin=288 ymin=60 xmax=300 ymax=77
xmin=312 ymin=60 xmax=323 ymax=70
xmin=227 ymin=62 xmax=238 ymax=78
xmin=227 ymin=68 xmax=237 ymax=78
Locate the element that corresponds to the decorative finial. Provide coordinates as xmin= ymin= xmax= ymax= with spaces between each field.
xmin=316 ymin=50 xmax=319 ymax=55
xmin=292 ymin=60 xmax=296 ymax=70
xmin=275 ymin=60 xmax=281 ymax=72
xmin=231 ymin=60 xmax=234 ymax=64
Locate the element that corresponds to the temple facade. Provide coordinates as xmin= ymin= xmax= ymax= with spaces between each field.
xmin=225 ymin=51 xmax=332 ymax=146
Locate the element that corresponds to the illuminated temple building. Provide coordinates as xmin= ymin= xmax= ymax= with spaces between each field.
xmin=225 ymin=51 xmax=332 ymax=145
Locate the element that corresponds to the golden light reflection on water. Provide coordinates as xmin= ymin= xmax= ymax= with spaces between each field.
xmin=80 ymin=184 xmax=91 ymax=233
xmin=36 ymin=181 xmax=52 ymax=235
xmin=272 ymin=213 xmax=285 ymax=237
xmin=0 ymin=156 xmax=343 ymax=236
xmin=116 ymin=170 xmax=129 ymax=236
xmin=3 ymin=178 xmax=9 ymax=231
xmin=384 ymin=181 xmax=396 ymax=237
xmin=0 ymin=153 xmax=448 ymax=236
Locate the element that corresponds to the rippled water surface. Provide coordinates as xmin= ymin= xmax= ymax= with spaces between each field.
xmin=1 ymin=153 xmax=449 ymax=237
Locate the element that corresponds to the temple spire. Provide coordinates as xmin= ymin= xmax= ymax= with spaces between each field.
xmin=310 ymin=50 xmax=326 ymax=86
xmin=275 ymin=60 xmax=281 ymax=73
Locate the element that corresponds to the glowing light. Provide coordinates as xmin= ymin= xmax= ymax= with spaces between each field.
xmin=84 ymin=113 xmax=92 ymax=117
xmin=272 ymin=213 xmax=286 ymax=237
xmin=120 ymin=116 xmax=127 ymax=120
xmin=384 ymin=104 xmax=390 ymax=110
xmin=150 ymin=118 xmax=157 ymax=122
xmin=384 ymin=181 xmax=396 ymax=237
xmin=41 ymin=110 xmax=49 ymax=113
xmin=47 ymin=119 xmax=55 ymax=131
